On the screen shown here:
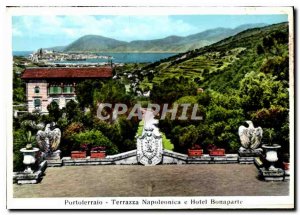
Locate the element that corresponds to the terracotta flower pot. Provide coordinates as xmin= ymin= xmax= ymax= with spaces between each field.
xmin=283 ymin=162 xmax=290 ymax=170
xmin=209 ymin=148 xmax=225 ymax=156
xmin=71 ymin=151 xmax=86 ymax=159
xmin=90 ymin=151 xmax=106 ymax=159
xmin=188 ymin=149 xmax=203 ymax=157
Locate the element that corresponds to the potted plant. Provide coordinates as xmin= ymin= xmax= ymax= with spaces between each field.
xmin=188 ymin=144 xmax=203 ymax=157
xmin=262 ymin=128 xmax=281 ymax=170
xmin=71 ymin=143 xmax=87 ymax=159
xmin=282 ymin=153 xmax=290 ymax=172
xmin=90 ymin=146 xmax=106 ymax=159
xmin=207 ymin=144 xmax=225 ymax=156
xmin=19 ymin=131 xmax=40 ymax=173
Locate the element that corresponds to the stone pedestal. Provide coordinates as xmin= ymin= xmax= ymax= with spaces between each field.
xmin=259 ymin=167 xmax=285 ymax=181
xmin=238 ymin=148 xmax=262 ymax=164
xmin=211 ymin=154 xmax=239 ymax=164
xmin=187 ymin=155 xmax=211 ymax=164
xmin=254 ymin=157 xmax=264 ymax=168
xmin=44 ymin=150 xmax=62 ymax=167
xmin=13 ymin=161 xmax=47 ymax=184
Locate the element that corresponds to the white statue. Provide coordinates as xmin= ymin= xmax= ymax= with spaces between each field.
xmin=36 ymin=122 xmax=61 ymax=157
xmin=238 ymin=120 xmax=263 ymax=150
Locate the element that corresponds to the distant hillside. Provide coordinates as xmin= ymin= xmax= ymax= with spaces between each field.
xmin=139 ymin=22 xmax=289 ymax=92
xmin=64 ymin=35 xmax=128 ymax=52
xmin=49 ymin=23 xmax=267 ymax=53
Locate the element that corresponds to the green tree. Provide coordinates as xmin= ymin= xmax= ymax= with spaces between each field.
xmin=47 ymin=101 xmax=62 ymax=122
xmin=72 ymin=129 xmax=118 ymax=155
xmin=151 ymin=76 xmax=197 ymax=104
xmin=64 ymin=100 xmax=81 ymax=123
xmin=75 ymin=80 xmax=104 ymax=109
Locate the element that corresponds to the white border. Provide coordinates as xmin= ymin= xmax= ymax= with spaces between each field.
xmin=4 ymin=5 xmax=295 ymax=210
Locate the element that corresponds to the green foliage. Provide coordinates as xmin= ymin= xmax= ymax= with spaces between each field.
xmin=143 ymin=23 xmax=288 ymax=94
xmin=263 ymin=128 xmax=275 ymax=146
xmin=239 ymin=71 xmax=288 ymax=114
xmin=13 ymin=129 xmax=38 ymax=171
xmin=13 ymin=62 xmax=26 ymax=104
xmin=75 ymin=80 xmax=104 ymax=109
xmin=93 ymin=80 xmax=133 ymax=105
xmin=47 ymin=101 xmax=62 ymax=122
xmin=21 ymin=131 xmax=35 ymax=146
xmin=13 ymin=130 xmax=26 ymax=171
xmin=176 ymin=96 xmax=198 ymax=104
xmin=60 ymin=122 xmax=85 ymax=156
xmin=151 ymin=76 xmax=197 ymax=104
xmin=64 ymin=100 xmax=81 ymax=123
xmin=170 ymin=125 xmax=199 ymax=152
xmin=260 ymin=56 xmax=289 ymax=84
xmin=72 ymin=129 xmax=118 ymax=154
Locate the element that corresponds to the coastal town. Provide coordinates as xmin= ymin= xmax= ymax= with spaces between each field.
xmin=28 ymin=48 xmax=114 ymax=65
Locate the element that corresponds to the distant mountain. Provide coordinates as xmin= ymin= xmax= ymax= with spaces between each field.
xmin=47 ymin=23 xmax=267 ymax=53
xmin=64 ymin=35 xmax=128 ymax=52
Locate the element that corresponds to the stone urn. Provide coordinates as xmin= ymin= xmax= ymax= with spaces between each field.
xmin=20 ymin=147 xmax=39 ymax=173
xmin=262 ymin=144 xmax=281 ymax=170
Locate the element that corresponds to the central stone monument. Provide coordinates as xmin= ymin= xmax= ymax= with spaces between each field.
xmin=137 ymin=127 xmax=163 ymax=166
xmin=137 ymin=109 xmax=163 ymax=166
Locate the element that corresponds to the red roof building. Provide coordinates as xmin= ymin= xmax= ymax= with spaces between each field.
xmin=21 ymin=67 xmax=113 ymax=113
xmin=22 ymin=67 xmax=112 ymax=79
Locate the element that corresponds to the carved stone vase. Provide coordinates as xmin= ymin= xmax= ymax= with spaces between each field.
xmin=20 ymin=148 xmax=39 ymax=173
xmin=262 ymin=144 xmax=281 ymax=170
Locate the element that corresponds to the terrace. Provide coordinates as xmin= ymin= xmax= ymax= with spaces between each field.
xmin=13 ymin=164 xmax=289 ymax=197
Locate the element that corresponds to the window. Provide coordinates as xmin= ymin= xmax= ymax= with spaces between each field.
xmin=34 ymin=99 xmax=41 ymax=108
xmin=49 ymin=86 xmax=62 ymax=94
xmin=63 ymin=86 xmax=74 ymax=94
xmin=34 ymin=86 xmax=40 ymax=94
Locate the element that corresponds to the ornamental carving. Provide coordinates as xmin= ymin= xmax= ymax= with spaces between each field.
xmin=136 ymin=127 xmax=163 ymax=166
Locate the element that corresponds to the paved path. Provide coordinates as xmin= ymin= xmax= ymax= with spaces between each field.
xmin=13 ymin=164 xmax=289 ymax=197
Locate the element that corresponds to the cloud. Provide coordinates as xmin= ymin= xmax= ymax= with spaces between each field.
xmin=12 ymin=15 xmax=198 ymax=42
xmin=12 ymin=14 xmax=288 ymax=51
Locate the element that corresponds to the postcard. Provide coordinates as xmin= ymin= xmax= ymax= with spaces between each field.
xmin=6 ymin=5 xmax=294 ymax=209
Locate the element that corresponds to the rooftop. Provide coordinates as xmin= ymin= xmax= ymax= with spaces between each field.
xmin=21 ymin=67 xmax=113 ymax=79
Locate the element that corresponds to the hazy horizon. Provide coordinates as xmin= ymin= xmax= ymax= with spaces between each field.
xmin=12 ymin=15 xmax=288 ymax=51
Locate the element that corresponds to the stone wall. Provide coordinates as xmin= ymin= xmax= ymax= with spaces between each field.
xmin=59 ymin=150 xmax=240 ymax=166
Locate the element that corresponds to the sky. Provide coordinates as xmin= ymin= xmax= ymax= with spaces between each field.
xmin=12 ymin=14 xmax=288 ymax=51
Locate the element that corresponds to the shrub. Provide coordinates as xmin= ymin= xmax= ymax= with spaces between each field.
xmin=72 ymin=129 xmax=118 ymax=155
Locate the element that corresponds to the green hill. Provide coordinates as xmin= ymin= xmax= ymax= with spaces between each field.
xmin=140 ymin=22 xmax=289 ymax=92
xmin=64 ymin=35 xmax=128 ymax=52
xmin=138 ymin=22 xmax=289 ymax=155
xmin=60 ymin=23 xmax=266 ymax=53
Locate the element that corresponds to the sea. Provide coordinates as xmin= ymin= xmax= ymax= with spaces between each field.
xmin=13 ymin=51 xmax=177 ymax=64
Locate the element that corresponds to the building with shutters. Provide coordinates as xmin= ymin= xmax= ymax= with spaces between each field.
xmin=21 ymin=66 xmax=113 ymax=113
